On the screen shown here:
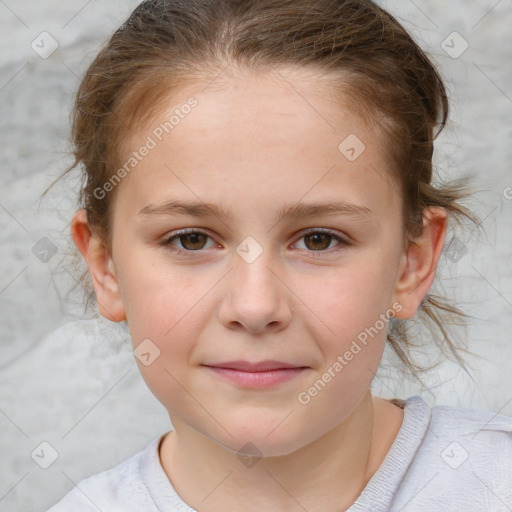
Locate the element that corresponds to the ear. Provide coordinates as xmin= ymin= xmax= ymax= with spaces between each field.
xmin=393 ymin=207 xmax=447 ymax=319
xmin=70 ymin=209 xmax=126 ymax=322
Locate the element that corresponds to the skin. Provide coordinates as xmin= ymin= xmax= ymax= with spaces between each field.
xmin=71 ymin=66 xmax=447 ymax=511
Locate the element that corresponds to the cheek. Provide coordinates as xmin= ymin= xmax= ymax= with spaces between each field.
xmin=289 ymin=265 xmax=393 ymax=422
xmin=119 ymin=252 xmax=224 ymax=356
xmin=295 ymin=257 xmax=396 ymax=343
xmin=125 ymin=270 xmax=214 ymax=413
xmin=117 ymin=245 xmax=208 ymax=334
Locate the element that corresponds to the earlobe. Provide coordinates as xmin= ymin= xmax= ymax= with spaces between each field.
xmin=70 ymin=209 xmax=127 ymax=323
xmin=393 ymin=207 xmax=447 ymax=319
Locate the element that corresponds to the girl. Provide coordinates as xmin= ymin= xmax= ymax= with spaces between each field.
xmin=46 ymin=0 xmax=512 ymax=510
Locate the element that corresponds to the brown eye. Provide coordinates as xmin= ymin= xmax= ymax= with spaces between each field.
xmin=161 ymin=230 xmax=216 ymax=253
xmin=303 ymin=232 xmax=333 ymax=251
xmin=177 ymin=232 xmax=209 ymax=250
xmin=293 ymin=229 xmax=351 ymax=258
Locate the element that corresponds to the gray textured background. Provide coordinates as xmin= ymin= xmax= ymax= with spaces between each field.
xmin=0 ymin=1 xmax=511 ymax=510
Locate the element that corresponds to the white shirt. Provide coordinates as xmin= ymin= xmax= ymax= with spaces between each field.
xmin=46 ymin=395 xmax=512 ymax=511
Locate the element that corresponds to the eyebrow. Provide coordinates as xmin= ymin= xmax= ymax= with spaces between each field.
xmin=138 ymin=199 xmax=374 ymax=222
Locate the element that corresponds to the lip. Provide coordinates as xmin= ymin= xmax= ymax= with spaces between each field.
xmin=205 ymin=360 xmax=306 ymax=372
xmin=202 ymin=360 xmax=309 ymax=388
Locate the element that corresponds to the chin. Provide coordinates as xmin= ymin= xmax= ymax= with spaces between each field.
xmin=211 ymin=422 xmax=311 ymax=459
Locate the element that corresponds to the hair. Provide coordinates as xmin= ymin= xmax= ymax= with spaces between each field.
xmin=46 ymin=0 xmax=483 ymax=389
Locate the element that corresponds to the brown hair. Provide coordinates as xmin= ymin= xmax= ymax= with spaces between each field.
xmin=46 ymin=0 xmax=482 ymax=388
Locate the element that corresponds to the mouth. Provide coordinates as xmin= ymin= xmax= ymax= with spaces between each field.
xmin=204 ymin=360 xmax=307 ymax=372
xmin=201 ymin=360 xmax=310 ymax=388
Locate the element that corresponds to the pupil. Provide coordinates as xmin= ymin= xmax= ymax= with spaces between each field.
xmin=307 ymin=233 xmax=330 ymax=250
xmin=183 ymin=233 xmax=205 ymax=250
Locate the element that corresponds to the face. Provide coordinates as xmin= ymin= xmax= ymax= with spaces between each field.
xmin=86 ymin=67 xmax=427 ymax=457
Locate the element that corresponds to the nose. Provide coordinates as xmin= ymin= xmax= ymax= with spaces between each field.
xmin=218 ymin=248 xmax=292 ymax=335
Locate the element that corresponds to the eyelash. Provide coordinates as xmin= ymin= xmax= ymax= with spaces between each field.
xmin=159 ymin=228 xmax=351 ymax=258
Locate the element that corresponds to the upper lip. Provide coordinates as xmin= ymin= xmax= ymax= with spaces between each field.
xmin=203 ymin=360 xmax=307 ymax=372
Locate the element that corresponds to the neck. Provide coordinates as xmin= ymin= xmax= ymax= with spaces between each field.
xmin=159 ymin=392 xmax=403 ymax=512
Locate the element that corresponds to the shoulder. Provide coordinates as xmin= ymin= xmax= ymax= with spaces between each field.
xmin=428 ymin=400 xmax=512 ymax=466
xmin=393 ymin=396 xmax=512 ymax=510
xmin=45 ymin=438 xmax=159 ymax=512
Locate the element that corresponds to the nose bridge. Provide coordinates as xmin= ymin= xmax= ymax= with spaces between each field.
xmin=233 ymin=234 xmax=280 ymax=299
xmin=218 ymin=234 xmax=291 ymax=333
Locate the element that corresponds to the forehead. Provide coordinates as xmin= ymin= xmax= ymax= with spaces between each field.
xmin=113 ymin=67 xmax=401 ymax=222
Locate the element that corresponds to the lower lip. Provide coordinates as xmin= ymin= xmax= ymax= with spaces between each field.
xmin=204 ymin=366 xmax=307 ymax=388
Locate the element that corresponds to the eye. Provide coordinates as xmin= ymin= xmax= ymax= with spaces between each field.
xmin=293 ymin=228 xmax=350 ymax=257
xmin=160 ymin=229 xmax=217 ymax=255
